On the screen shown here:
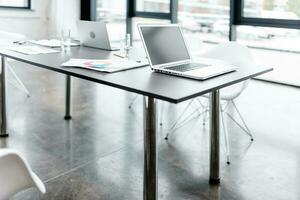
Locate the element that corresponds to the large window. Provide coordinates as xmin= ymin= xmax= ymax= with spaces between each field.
xmin=126 ymin=0 xmax=175 ymax=42
xmin=177 ymin=0 xmax=230 ymax=54
xmin=233 ymin=0 xmax=300 ymax=86
xmin=234 ymin=0 xmax=300 ymax=29
xmin=95 ymin=0 xmax=127 ymax=41
xmin=136 ymin=0 xmax=170 ymax=13
xmin=234 ymin=0 xmax=300 ymax=51
xmin=0 ymin=0 xmax=30 ymax=9
xmin=243 ymin=0 xmax=300 ymax=20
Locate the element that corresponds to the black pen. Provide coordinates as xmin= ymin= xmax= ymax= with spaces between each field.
xmin=113 ymin=53 xmax=126 ymax=58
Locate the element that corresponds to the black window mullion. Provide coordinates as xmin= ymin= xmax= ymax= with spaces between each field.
xmin=239 ymin=18 xmax=300 ymax=29
xmin=134 ymin=11 xmax=171 ymax=20
xmin=170 ymin=0 xmax=178 ymax=23
xmin=28 ymin=0 xmax=31 ymax=9
xmin=80 ymin=0 xmax=92 ymax=21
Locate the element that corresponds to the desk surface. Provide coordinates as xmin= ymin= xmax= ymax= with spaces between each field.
xmin=0 ymin=46 xmax=272 ymax=103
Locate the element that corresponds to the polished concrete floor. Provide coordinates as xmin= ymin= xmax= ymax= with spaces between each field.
xmin=1 ymin=61 xmax=300 ymax=200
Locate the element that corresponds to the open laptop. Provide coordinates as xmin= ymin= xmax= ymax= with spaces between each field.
xmin=77 ymin=20 xmax=119 ymax=51
xmin=138 ymin=24 xmax=236 ymax=80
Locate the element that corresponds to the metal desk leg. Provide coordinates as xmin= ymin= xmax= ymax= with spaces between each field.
xmin=209 ymin=90 xmax=220 ymax=184
xmin=143 ymin=96 xmax=158 ymax=200
xmin=64 ymin=75 xmax=72 ymax=120
xmin=0 ymin=57 xmax=8 ymax=137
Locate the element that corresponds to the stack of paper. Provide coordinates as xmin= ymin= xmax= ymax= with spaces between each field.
xmin=9 ymin=46 xmax=59 ymax=55
xmin=29 ymin=39 xmax=80 ymax=48
xmin=61 ymin=58 xmax=148 ymax=73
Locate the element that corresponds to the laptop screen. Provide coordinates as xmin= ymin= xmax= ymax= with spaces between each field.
xmin=139 ymin=25 xmax=190 ymax=66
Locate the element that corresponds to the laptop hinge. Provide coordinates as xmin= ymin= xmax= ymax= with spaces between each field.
xmin=160 ymin=61 xmax=190 ymax=69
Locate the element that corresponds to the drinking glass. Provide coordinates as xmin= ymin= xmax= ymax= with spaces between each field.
xmin=124 ymin=33 xmax=131 ymax=51
xmin=120 ymin=33 xmax=131 ymax=58
xmin=61 ymin=29 xmax=71 ymax=51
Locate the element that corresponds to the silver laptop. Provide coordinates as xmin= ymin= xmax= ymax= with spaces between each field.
xmin=138 ymin=24 xmax=236 ymax=80
xmin=77 ymin=20 xmax=119 ymax=51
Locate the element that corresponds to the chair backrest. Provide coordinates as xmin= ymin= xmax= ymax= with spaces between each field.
xmin=0 ymin=149 xmax=45 ymax=199
xmin=202 ymin=42 xmax=255 ymax=100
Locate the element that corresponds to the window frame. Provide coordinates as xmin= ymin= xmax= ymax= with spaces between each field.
xmin=82 ymin=0 xmax=178 ymax=24
xmin=128 ymin=0 xmax=177 ymax=23
xmin=0 ymin=0 xmax=31 ymax=9
xmin=126 ymin=0 xmax=177 ymax=39
xmin=232 ymin=0 xmax=300 ymax=29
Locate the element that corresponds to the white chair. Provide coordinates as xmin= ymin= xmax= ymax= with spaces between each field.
xmin=203 ymin=42 xmax=254 ymax=164
xmin=165 ymin=42 xmax=255 ymax=164
xmin=0 ymin=149 xmax=46 ymax=199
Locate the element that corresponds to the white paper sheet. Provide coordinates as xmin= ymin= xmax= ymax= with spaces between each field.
xmin=29 ymin=39 xmax=79 ymax=48
xmin=9 ymin=46 xmax=59 ymax=55
xmin=61 ymin=58 xmax=148 ymax=73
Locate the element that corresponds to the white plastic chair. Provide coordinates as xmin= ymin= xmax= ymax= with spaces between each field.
xmin=0 ymin=149 xmax=46 ymax=199
xmin=202 ymin=42 xmax=254 ymax=163
xmin=165 ymin=42 xmax=255 ymax=164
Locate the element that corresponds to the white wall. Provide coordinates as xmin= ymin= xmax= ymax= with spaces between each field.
xmin=0 ymin=0 xmax=80 ymax=39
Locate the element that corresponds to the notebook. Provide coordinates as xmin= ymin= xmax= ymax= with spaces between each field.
xmin=61 ymin=58 xmax=148 ymax=73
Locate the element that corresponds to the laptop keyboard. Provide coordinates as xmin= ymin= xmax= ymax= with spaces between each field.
xmin=165 ymin=63 xmax=209 ymax=72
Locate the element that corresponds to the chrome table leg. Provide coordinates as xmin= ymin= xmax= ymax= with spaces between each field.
xmin=64 ymin=75 xmax=72 ymax=120
xmin=209 ymin=90 xmax=220 ymax=184
xmin=143 ymin=96 xmax=157 ymax=200
xmin=0 ymin=56 xmax=8 ymax=137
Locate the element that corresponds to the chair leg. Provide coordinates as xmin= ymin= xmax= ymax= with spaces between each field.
xmin=159 ymin=101 xmax=164 ymax=126
xmin=196 ymin=98 xmax=209 ymax=125
xmin=169 ymin=108 xmax=206 ymax=131
xmin=7 ymin=63 xmax=30 ymax=97
xmin=220 ymin=108 xmax=230 ymax=165
xmin=165 ymin=99 xmax=196 ymax=140
xmin=128 ymin=95 xmax=139 ymax=109
xmin=202 ymin=108 xmax=209 ymax=125
xmin=226 ymin=100 xmax=254 ymax=141
xmin=8 ymin=79 xmax=29 ymax=95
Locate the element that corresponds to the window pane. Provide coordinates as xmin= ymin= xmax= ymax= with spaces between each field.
xmin=236 ymin=26 xmax=300 ymax=51
xmin=95 ymin=0 xmax=126 ymax=41
xmin=243 ymin=0 xmax=300 ymax=20
xmin=178 ymin=0 xmax=230 ymax=54
xmin=236 ymin=25 xmax=300 ymax=86
xmin=136 ymin=0 xmax=170 ymax=13
xmin=0 ymin=0 xmax=28 ymax=7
